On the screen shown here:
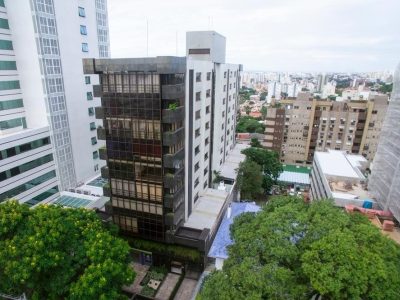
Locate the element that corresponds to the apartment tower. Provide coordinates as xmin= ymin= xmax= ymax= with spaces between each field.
xmin=0 ymin=1 xmax=58 ymax=206
xmin=264 ymin=92 xmax=388 ymax=164
xmin=5 ymin=0 xmax=110 ymax=192
xmin=84 ymin=31 xmax=241 ymax=250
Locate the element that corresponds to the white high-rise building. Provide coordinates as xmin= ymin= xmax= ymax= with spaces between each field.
xmin=267 ymin=81 xmax=281 ymax=102
xmin=5 ymin=0 xmax=110 ymax=191
xmin=0 ymin=2 xmax=59 ymax=206
xmin=185 ymin=31 xmax=241 ymax=219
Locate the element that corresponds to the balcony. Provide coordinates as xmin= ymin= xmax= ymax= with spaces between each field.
xmin=99 ymin=146 xmax=107 ymax=160
xmin=162 ymin=106 xmax=184 ymax=123
xmin=93 ymin=85 xmax=103 ymax=97
xmin=164 ymin=204 xmax=185 ymax=227
xmin=164 ymin=186 xmax=184 ymax=209
xmin=97 ymin=126 xmax=106 ymax=140
xmin=101 ymin=166 xmax=109 ymax=179
xmin=161 ymin=84 xmax=185 ymax=100
xmin=163 ymin=172 xmax=184 ymax=188
xmin=95 ymin=106 xmax=104 ymax=119
xmin=103 ymin=183 xmax=111 ymax=197
xmin=163 ymin=127 xmax=184 ymax=146
xmin=163 ymin=148 xmax=184 ymax=169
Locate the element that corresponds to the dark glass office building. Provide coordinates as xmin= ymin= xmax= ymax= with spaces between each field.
xmin=84 ymin=57 xmax=186 ymax=242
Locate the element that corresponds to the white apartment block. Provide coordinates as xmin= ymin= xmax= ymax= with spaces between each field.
xmin=0 ymin=2 xmax=59 ymax=205
xmin=310 ymin=150 xmax=374 ymax=208
xmin=185 ymin=31 xmax=241 ymax=219
xmin=6 ymin=0 xmax=110 ymax=191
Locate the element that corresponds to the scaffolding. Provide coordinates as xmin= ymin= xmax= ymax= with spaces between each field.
xmin=369 ymin=61 xmax=400 ymax=221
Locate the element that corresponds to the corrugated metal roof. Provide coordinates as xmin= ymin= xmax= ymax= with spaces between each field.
xmin=278 ymin=171 xmax=310 ymax=185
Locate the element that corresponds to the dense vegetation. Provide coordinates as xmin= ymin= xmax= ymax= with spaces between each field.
xmin=239 ymin=87 xmax=256 ymax=103
xmin=0 ymin=201 xmax=134 ymax=300
xmin=236 ymin=116 xmax=265 ymax=133
xmin=378 ymin=82 xmax=393 ymax=94
xmin=237 ymin=147 xmax=283 ymax=200
xmin=198 ymin=197 xmax=400 ymax=300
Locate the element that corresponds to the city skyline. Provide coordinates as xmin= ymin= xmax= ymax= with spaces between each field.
xmin=108 ymin=0 xmax=400 ymax=73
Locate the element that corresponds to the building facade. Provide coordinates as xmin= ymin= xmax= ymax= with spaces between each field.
xmin=369 ymin=62 xmax=400 ymax=222
xmin=5 ymin=0 xmax=110 ymax=191
xmin=0 ymin=1 xmax=59 ymax=206
xmin=264 ymin=92 xmax=388 ymax=164
xmin=84 ymin=31 xmax=242 ymax=252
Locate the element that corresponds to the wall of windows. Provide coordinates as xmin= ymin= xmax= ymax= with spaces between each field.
xmin=0 ymin=0 xmax=4 ymax=8
xmin=0 ymin=18 xmax=9 ymax=29
xmin=0 ymin=154 xmax=54 ymax=182
xmin=110 ymin=178 xmax=163 ymax=202
xmin=0 ymin=99 xmax=23 ymax=111
xmin=0 ymin=80 xmax=20 ymax=91
xmin=25 ymin=185 xmax=59 ymax=207
xmin=0 ymin=117 xmax=26 ymax=130
xmin=0 ymin=170 xmax=57 ymax=202
xmin=0 ymin=40 xmax=13 ymax=50
xmin=0 ymin=61 xmax=17 ymax=70
xmin=0 ymin=137 xmax=50 ymax=160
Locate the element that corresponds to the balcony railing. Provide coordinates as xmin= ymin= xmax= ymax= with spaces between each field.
xmin=97 ymin=126 xmax=106 ymax=140
xmin=101 ymin=166 xmax=109 ymax=179
xmin=163 ymin=127 xmax=184 ymax=146
xmin=95 ymin=106 xmax=104 ymax=119
xmin=162 ymin=106 xmax=184 ymax=123
xmin=163 ymin=148 xmax=184 ymax=169
xmin=99 ymin=146 xmax=107 ymax=160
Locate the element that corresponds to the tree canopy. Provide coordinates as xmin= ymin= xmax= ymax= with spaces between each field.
xmin=236 ymin=116 xmax=265 ymax=133
xmin=236 ymin=159 xmax=264 ymax=200
xmin=0 ymin=200 xmax=134 ymax=300
xmin=198 ymin=197 xmax=400 ymax=300
xmin=241 ymin=147 xmax=283 ymax=193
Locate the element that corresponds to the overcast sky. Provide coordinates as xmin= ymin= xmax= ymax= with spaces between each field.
xmin=108 ymin=0 xmax=400 ymax=72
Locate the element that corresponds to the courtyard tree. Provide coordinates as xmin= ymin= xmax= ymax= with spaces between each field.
xmin=236 ymin=159 xmax=264 ymax=201
xmin=198 ymin=197 xmax=400 ymax=300
xmin=241 ymin=147 xmax=283 ymax=193
xmin=0 ymin=200 xmax=134 ymax=300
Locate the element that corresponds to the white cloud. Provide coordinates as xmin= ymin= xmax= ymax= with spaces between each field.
xmin=108 ymin=0 xmax=400 ymax=72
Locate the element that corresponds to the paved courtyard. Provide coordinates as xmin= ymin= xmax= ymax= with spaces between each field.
xmin=155 ymin=273 xmax=181 ymax=300
xmin=173 ymin=278 xmax=197 ymax=300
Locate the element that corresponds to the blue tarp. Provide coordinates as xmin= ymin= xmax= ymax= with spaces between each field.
xmin=208 ymin=202 xmax=260 ymax=259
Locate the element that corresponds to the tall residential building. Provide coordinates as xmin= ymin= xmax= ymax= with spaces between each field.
xmin=369 ymin=63 xmax=400 ymax=222
xmin=5 ymin=0 xmax=110 ymax=191
xmin=0 ymin=2 xmax=59 ymax=205
xmin=264 ymin=92 xmax=388 ymax=164
xmin=84 ymin=31 xmax=242 ymax=254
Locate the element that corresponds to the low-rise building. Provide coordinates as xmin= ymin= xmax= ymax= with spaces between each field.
xmin=310 ymin=150 xmax=376 ymax=207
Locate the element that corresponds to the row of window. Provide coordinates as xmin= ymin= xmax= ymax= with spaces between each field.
xmin=0 ymin=61 xmax=17 ymax=71
xmin=25 ymin=185 xmax=59 ymax=207
xmin=195 ymin=72 xmax=212 ymax=82
xmin=0 ymin=99 xmax=23 ymax=111
xmin=0 ymin=18 xmax=9 ymax=30
xmin=0 ymin=39 xmax=13 ymax=50
xmin=0 ymin=137 xmax=50 ymax=161
xmin=0 ymin=170 xmax=56 ymax=203
xmin=0 ymin=80 xmax=20 ymax=91
xmin=0 ymin=154 xmax=54 ymax=182
xmin=0 ymin=117 xmax=27 ymax=131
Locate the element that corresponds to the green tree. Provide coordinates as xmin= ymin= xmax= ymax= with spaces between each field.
xmin=260 ymin=91 xmax=268 ymax=101
xmin=236 ymin=116 xmax=265 ymax=133
xmin=241 ymin=147 xmax=283 ymax=193
xmin=198 ymin=197 xmax=400 ymax=300
xmin=250 ymin=137 xmax=262 ymax=148
xmin=0 ymin=201 xmax=134 ymax=299
xmin=260 ymin=106 xmax=268 ymax=120
xmin=244 ymin=105 xmax=251 ymax=115
xmin=236 ymin=160 xmax=264 ymax=201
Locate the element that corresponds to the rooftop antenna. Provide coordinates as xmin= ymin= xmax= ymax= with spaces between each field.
xmin=146 ymin=18 xmax=149 ymax=57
